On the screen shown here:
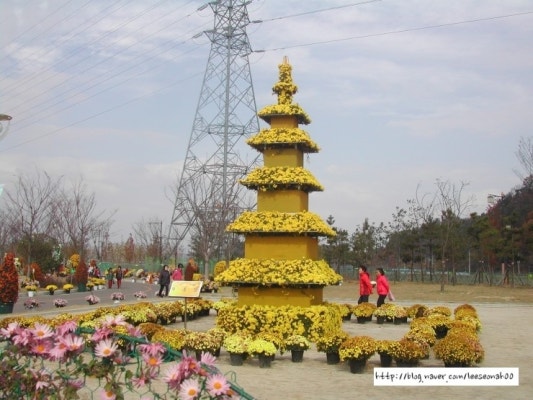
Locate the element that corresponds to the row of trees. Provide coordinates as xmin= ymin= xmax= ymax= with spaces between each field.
xmin=322 ymin=137 xmax=533 ymax=287
xmin=2 ymin=138 xmax=531 ymax=283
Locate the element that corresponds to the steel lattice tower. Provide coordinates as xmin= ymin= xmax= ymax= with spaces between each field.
xmin=168 ymin=0 xmax=260 ymax=261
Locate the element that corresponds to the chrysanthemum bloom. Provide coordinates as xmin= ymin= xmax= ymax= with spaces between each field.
xmin=94 ymin=338 xmax=119 ymax=358
xmin=12 ymin=329 xmax=32 ymax=346
xmin=200 ymin=352 xmax=217 ymax=367
xmin=102 ymin=315 xmax=127 ymax=328
xmin=91 ymin=326 xmax=114 ymax=342
xmin=62 ymin=334 xmax=85 ymax=353
xmin=31 ymin=323 xmax=55 ymax=340
xmin=139 ymin=342 xmax=166 ymax=357
xmin=142 ymin=352 xmax=163 ymax=369
xmin=56 ymin=320 xmax=78 ymax=336
xmin=31 ymin=340 xmax=52 ymax=356
xmin=0 ymin=321 xmax=21 ymax=339
xmin=163 ymin=364 xmax=184 ymax=391
xmin=207 ymin=374 xmax=230 ymax=397
xmin=100 ymin=389 xmax=117 ymax=400
xmin=178 ymin=378 xmax=200 ymax=400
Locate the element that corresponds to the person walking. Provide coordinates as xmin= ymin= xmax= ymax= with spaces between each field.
xmin=358 ymin=265 xmax=373 ymax=304
xmin=115 ymin=266 xmax=123 ymax=289
xmin=172 ymin=263 xmax=183 ymax=281
xmin=375 ymin=268 xmax=390 ymax=307
xmin=158 ymin=265 xmax=171 ymax=297
xmin=106 ymin=269 xmax=114 ymax=289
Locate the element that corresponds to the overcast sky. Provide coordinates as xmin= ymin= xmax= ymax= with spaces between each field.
xmin=1 ymin=0 xmax=532 ymax=244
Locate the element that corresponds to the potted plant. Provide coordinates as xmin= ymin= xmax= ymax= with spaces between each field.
xmin=86 ymin=282 xmax=95 ymax=291
xmin=375 ymin=340 xmax=399 ymax=367
xmin=54 ymin=298 xmax=68 ymax=308
xmin=134 ymin=291 xmax=148 ymax=299
xmin=283 ymin=334 xmax=311 ymax=362
xmin=353 ymin=303 xmax=376 ymax=323
xmin=85 ymin=294 xmax=100 ymax=305
xmin=23 ymin=297 xmax=39 ymax=309
xmin=393 ymin=306 xmax=408 ymax=324
xmin=389 ymin=339 xmax=427 ymax=367
xmin=46 ymin=284 xmax=58 ymax=295
xmin=247 ymin=339 xmax=277 ymax=368
xmin=63 ymin=283 xmax=74 ymax=293
xmin=339 ymin=336 xmax=376 ymax=373
xmin=433 ymin=329 xmax=484 ymax=367
xmin=315 ymin=330 xmax=349 ymax=364
xmin=24 ymin=284 xmax=38 ymax=297
xmin=111 ymin=292 xmax=125 ymax=302
xmin=374 ymin=303 xmax=396 ymax=324
xmin=223 ymin=333 xmax=250 ymax=366
xmin=184 ymin=331 xmax=219 ymax=359
xmin=338 ymin=303 xmax=353 ymax=321
xmin=0 ymin=253 xmax=20 ymax=314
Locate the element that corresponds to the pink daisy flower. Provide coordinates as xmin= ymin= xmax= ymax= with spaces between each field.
xmin=142 ymin=353 xmax=163 ymax=369
xmin=62 ymin=334 xmax=85 ymax=353
xmin=30 ymin=323 xmax=54 ymax=340
xmin=99 ymin=389 xmax=117 ymax=400
xmin=163 ymin=364 xmax=184 ymax=390
xmin=31 ymin=340 xmax=52 ymax=356
xmin=94 ymin=338 xmax=118 ymax=359
xmin=206 ymin=373 xmax=230 ymax=397
xmin=56 ymin=320 xmax=78 ymax=336
xmin=138 ymin=342 xmax=166 ymax=357
xmin=178 ymin=378 xmax=200 ymax=400
xmin=0 ymin=321 xmax=21 ymax=339
xmin=200 ymin=352 xmax=217 ymax=366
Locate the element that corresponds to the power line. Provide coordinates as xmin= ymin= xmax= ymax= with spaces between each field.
xmin=253 ymin=0 xmax=382 ymax=23
xmin=253 ymin=10 xmax=533 ymax=52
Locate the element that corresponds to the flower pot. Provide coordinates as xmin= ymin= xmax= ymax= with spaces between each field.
xmin=379 ymin=353 xmax=393 ymax=367
xmin=395 ymin=360 xmax=419 ymax=367
xmin=77 ymin=283 xmax=87 ymax=293
xmin=291 ymin=350 xmax=304 ymax=363
xmin=444 ymin=361 xmax=469 ymax=368
xmin=0 ymin=302 xmax=14 ymax=314
xmin=376 ymin=316 xmax=386 ymax=324
xmin=356 ymin=316 xmax=367 ymax=324
xmin=434 ymin=326 xmax=448 ymax=339
xmin=258 ymin=354 xmax=273 ymax=368
xmin=229 ymin=353 xmax=245 ymax=366
xmin=342 ymin=314 xmax=352 ymax=321
xmin=27 ymin=291 xmax=35 ymax=298
xmin=64 ymin=289 xmax=71 ymax=294
xmin=326 ymin=351 xmax=340 ymax=365
xmin=393 ymin=317 xmax=403 ymax=325
xmin=348 ymin=358 xmax=366 ymax=374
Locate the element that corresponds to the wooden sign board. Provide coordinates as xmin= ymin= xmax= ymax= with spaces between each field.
xmin=169 ymin=280 xmax=203 ymax=298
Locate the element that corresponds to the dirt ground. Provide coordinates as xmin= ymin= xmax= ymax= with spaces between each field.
xmin=187 ymin=282 xmax=533 ymax=400
xmin=6 ymin=282 xmax=533 ymax=399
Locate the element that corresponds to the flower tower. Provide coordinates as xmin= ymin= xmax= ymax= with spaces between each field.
xmin=216 ymin=57 xmax=342 ymax=307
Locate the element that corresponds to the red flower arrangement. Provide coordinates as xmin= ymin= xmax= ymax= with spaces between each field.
xmin=0 ymin=253 xmax=20 ymax=304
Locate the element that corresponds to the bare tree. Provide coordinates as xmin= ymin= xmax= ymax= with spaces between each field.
xmin=514 ymin=136 xmax=533 ymax=187
xmin=434 ymin=179 xmax=474 ymax=291
xmin=3 ymin=169 xmax=62 ymax=269
xmin=56 ymin=178 xmax=113 ymax=259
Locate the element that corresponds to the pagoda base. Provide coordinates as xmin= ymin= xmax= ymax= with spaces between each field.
xmin=237 ymin=286 xmax=323 ymax=307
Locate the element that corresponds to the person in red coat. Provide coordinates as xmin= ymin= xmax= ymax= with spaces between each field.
xmin=358 ymin=265 xmax=373 ymax=304
xmin=375 ymin=268 xmax=390 ymax=307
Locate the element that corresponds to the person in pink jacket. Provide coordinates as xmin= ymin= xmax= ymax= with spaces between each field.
xmin=172 ymin=263 xmax=183 ymax=281
xmin=358 ymin=265 xmax=373 ymax=304
xmin=375 ymin=268 xmax=390 ymax=307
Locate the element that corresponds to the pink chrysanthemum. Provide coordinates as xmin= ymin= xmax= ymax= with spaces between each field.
xmin=56 ymin=320 xmax=78 ymax=336
xmin=139 ymin=342 xmax=166 ymax=357
xmin=206 ymin=373 xmax=230 ymax=397
xmin=0 ymin=321 xmax=21 ymax=339
xmin=31 ymin=340 xmax=52 ymax=356
xmin=142 ymin=353 xmax=163 ymax=369
xmin=62 ymin=334 xmax=85 ymax=353
xmin=178 ymin=378 xmax=201 ymax=400
xmin=99 ymin=389 xmax=117 ymax=400
xmin=163 ymin=364 xmax=184 ymax=391
xmin=200 ymin=352 xmax=217 ymax=367
xmin=31 ymin=323 xmax=55 ymax=340
xmin=94 ymin=338 xmax=118 ymax=359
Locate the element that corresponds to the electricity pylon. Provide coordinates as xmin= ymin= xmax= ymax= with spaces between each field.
xmin=168 ymin=0 xmax=260 ymax=265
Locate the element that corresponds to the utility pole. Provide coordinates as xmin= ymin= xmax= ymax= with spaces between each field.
xmin=168 ymin=0 xmax=260 ymax=263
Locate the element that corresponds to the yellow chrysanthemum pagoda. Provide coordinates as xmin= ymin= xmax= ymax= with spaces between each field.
xmin=216 ymin=57 xmax=342 ymax=307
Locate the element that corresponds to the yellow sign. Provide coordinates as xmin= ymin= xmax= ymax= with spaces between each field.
xmin=169 ymin=281 xmax=203 ymax=298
